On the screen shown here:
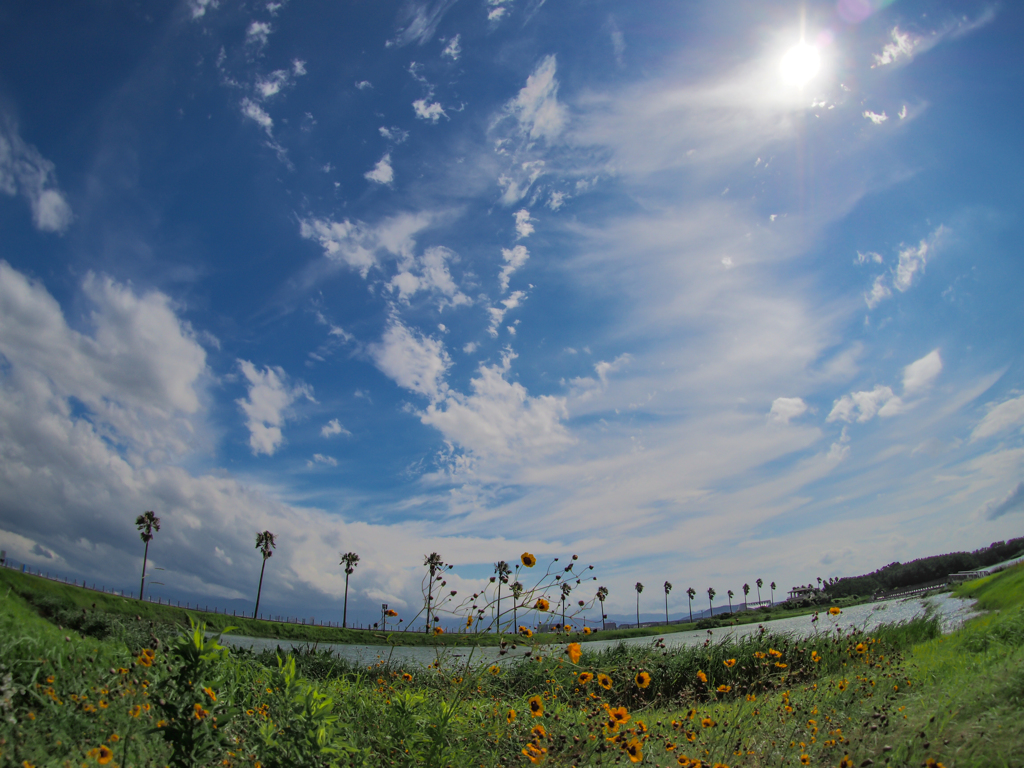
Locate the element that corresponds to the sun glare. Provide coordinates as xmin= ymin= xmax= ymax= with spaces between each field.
xmin=779 ymin=41 xmax=821 ymax=87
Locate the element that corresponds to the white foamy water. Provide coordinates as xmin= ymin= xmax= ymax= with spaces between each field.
xmin=218 ymin=592 xmax=976 ymax=668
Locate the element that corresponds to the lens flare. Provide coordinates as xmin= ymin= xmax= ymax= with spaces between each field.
xmin=780 ymin=42 xmax=821 ymax=87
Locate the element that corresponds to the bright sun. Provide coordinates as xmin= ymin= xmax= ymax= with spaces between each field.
xmin=779 ymin=41 xmax=821 ymax=87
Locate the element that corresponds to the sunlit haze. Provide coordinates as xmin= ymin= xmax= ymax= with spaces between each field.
xmin=0 ymin=0 xmax=1020 ymax=628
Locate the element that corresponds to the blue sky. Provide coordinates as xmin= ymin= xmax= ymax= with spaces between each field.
xmin=1 ymin=0 xmax=1022 ymax=627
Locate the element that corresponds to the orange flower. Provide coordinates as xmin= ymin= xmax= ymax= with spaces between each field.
xmin=97 ymin=745 xmax=114 ymax=765
xmin=488 ymin=665 xmax=500 ymax=676
xmin=521 ymin=553 xmax=537 ymax=567
xmin=625 ymin=738 xmax=643 ymax=763
xmin=129 ymin=705 xmax=141 ymax=718
xmin=531 ymin=724 xmax=547 ymax=739
xmin=519 ymin=626 xmax=533 ymax=638
xmin=597 ymin=673 xmax=613 ymax=690
xmin=578 ymin=672 xmax=594 ymax=684
xmin=635 ymin=671 xmax=651 ymax=689
xmin=800 ymin=755 xmax=811 ymax=765
xmin=701 ymin=717 xmax=716 ymax=728
xmin=507 ymin=709 xmax=516 ymax=723
xmin=717 ymin=685 xmax=732 ymax=693
xmin=839 ymin=757 xmax=853 ymax=768
xmin=194 ymin=703 xmax=209 ymax=720
xmin=567 ymin=643 xmax=582 ymax=664
xmin=402 ymin=672 xmax=413 ymax=682
xmin=723 ymin=658 xmax=737 ymax=668
xmin=433 ymin=626 xmax=444 ymax=635
xmin=583 ymin=626 xmax=592 ymax=635
xmin=768 ymin=648 xmax=782 ymax=658
xmin=203 ymin=686 xmax=217 ymax=701
xmin=775 ymin=662 xmax=788 ymax=669
xmin=696 ymin=670 xmax=707 ymax=684
xmin=829 ymin=606 xmax=841 ymax=616
xmin=522 ymin=743 xmax=546 ymax=764
xmin=810 ymin=651 xmax=821 ymax=663
xmin=529 ymin=695 xmax=544 ymax=717
xmin=534 ymin=598 xmax=550 ymax=611
xmin=607 ymin=705 xmax=630 ymax=726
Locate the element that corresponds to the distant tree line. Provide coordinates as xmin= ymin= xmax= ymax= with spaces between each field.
xmin=823 ymin=537 xmax=1024 ymax=598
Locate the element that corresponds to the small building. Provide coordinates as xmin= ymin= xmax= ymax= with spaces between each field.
xmin=787 ymin=584 xmax=821 ymax=602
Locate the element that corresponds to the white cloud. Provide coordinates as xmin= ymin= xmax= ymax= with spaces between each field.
xmin=369 ymin=320 xmax=450 ymax=402
xmin=977 ymin=482 xmax=1024 ymax=521
xmin=768 ymin=397 xmax=808 ymax=425
xmin=441 ymin=34 xmax=461 ymax=60
xmin=236 ymin=361 xmax=312 ymax=456
xmin=855 ymin=251 xmax=883 ymax=265
xmin=413 ymin=100 xmax=446 ymax=122
xmin=872 ymin=26 xmax=919 ymax=68
xmin=420 ymin=350 xmax=573 ymax=463
xmin=241 ymin=98 xmax=273 ymax=136
xmin=379 ymin=126 xmax=409 ymax=143
xmin=499 ymin=244 xmax=529 ymax=292
xmin=246 ymin=21 xmax=272 ymax=47
xmin=189 ymin=0 xmax=218 ymax=19
xmin=321 ymin=418 xmax=351 ymax=438
xmin=514 ymin=209 xmax=535 ymax=239
xmin=487 ymin=0 xmax=514 ymax=22
xmin=487 ymin=290 xmax=526 ymax=337
xmin=292 ymin=59 xmax=306 ymax=76
xmin=547 ymin=191 xmax=565 ymax=210
xmin=506 ymin=55 xmax=567 ymax=141
xmin=863 ymin=110 xmax=888 ymax=125
xmin=389 ymin=0 xmax=460 ymax=47
xmin=463 ymin=342 xmax=478 ymax=354
xmin=827 ymin=426 xmax=850 ymax=462
xmin=827 ymin=385 xmax=900 ymax=423
xmin=308 ymin=453 xmax=338 ymax=467
xmin=365 ymin=153 xmax=394 ymax=185
xmin=497 ymin=160 xmax=545 ymax=206
xmin=256 ymin=63 xmax=305 ymax=100
xmin=902 ymin=350 xmax=942 ymax=395
xmin=971 ymin=394 xmax=1024 ymax=442
xmin=355 ymin=80 xmax=373 ymax=90
xmin=388 ymin=246 xmax=471 ymax=308
xmin=865 ymin=274 xmax=891 ymax=309
xmin=894 ymin=229 xmax=944 ymax=292
xmin=299 ymin=211 xmax=432 ymax=277
xmin=0 ymin=119 xmax=74 ymax=233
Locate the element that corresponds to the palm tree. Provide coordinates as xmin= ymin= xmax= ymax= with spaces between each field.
xmin=597 ymin=586 xmax=609 ymax=630
xmin=742 ymin=583 xmax=750 ymax=611
xmin=756 ymin=578 xmax=764 ymax=606
xmin=686 ymin=587 xmax=696 ymax=623
xmin=727 ymin=589 xmax=734 ymax=614
xmin=494 ymin=560 xmax=511 ymax=633
xmin=135 ymin=511 xmax=161 ymax=601
xmin=253 ymin=530 xmax=276 ymax=619
xmin=707 ymin=587 xmax=716 ymax=618
xmin=663 ymin=581 xmax=673 ymax=625
xmin=634 ymin=582 xmax=644 ymax=627
xmin=340 ymin=552 xmax=360 ymax=628
xmin=423 ymin=552 xmax=443 ymax=633
xmin=770 ymin=581 xmax=777 ymax=605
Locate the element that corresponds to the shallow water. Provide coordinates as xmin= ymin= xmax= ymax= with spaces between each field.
xmin=218 ymin=592 xmax=977 ymax=668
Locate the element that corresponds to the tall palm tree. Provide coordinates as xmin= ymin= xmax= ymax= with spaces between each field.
xmin=340 ymin=552 xmax=360 ymax=628
xmin=770 ymin=581 xmax=777 ymax=605
xmin=597 ymin=586 xmax=609 ymax=630
xmin=663 ymin=581 xmax=673 ymax=625
xmin=686 ymin=587 xmax=696 ymax=623
xmin=756 ymin=578 xmax=764 ymax=606
xmin=135 ymin=511 xmax=160 ymax=601
xmin=253 ymin=530 xmax=276 ymax=619
xmin=727 ymin=589 xmax=734 ymax=613
xmin=742 ymin=583 xmax=750 ymax=611
xmin=494 ymin=560 xmax=511 ymax=633
xmin=634 ymin=582 xmax=644 ymax=627
xmin=424 ymin=552 xmax=443 ymax=633
xmin=707 ymin=587 xmax=716 ymax=618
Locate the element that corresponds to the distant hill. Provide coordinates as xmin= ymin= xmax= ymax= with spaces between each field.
xmin=824 ymin=537 xmax=1024 ymax=598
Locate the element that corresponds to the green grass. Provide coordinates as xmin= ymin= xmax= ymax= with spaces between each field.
xmin=952 ymin=562 xmax=1024 ymax=611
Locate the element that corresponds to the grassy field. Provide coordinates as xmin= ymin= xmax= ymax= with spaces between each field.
xmin=0 ymin=567 xmax=871 ymax=648
xmin=2 ymin=563 xmax=1021 ymax=766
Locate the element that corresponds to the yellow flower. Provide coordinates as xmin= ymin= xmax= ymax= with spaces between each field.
xmin=635 ymin=671 xmax=651 ymax=689
xmin=855 ymin=642 xmax=867 ymax=654
xmin=156 ymin=719 xmax=168 ymax=728
xmin=811 ymin=651 xmax=822 ymax=663
xmin=534 ymin=598 xmax=550 ymax=611
xmin=829 ymin=606 xmax=841 ymax=616
xmin=98 ymin=700 xmax=108 ymax=709
xmin=608 ymin=705 xmax=630 ymax=725
xmin=753 ymin=651 xmax=766 ymax=659
xmin=531 ymin=724 xmax=547 ymax=739
xmin=488 ymin=665 xmax=500 ymax=676
xmin=522 ymin=743 xmax=546 ymax=764
xmin=839 ymin=758 xmax=853 ymax=768
xmin=203 ymin=686 xmax=217 ymax=701
xmin=97 ymin=745 xmax=114 ymax=765
xmin=665 ymin=741 xmax=677 ymax=751
xmin=22 ymin=762 xmax=36 ymax=768
xmin=584 ymin=626 xmax=592 ymax=634
xmin=507 ymin=709 xmax=516 ymax=723
xmin=723 ymin=658 xmax=736 ymax=668
xmin=800 ymin=755 xmax=810 ymax=765
xmin=701 ymin=717 xmax=716 ymax=728
xmin=625 ymin=738 xmax=643 ymax=763
xmin=746 ymin=693 xmax=756 ymax=702
xmin=433 ymin=626 xmax=444 ymax=635
xmin=129 ymin=704 xmax=142 ymax=718
xmin=597 ymin=673 xmax=613 ymax=690
xmin=521 ymin=552 xmax=537 ymax=567
xmin=677 ymin=755 xmax=694 ymax=767
xmin=529 ymin=695 xmax=544 ymax=717
xmin=567 ymin=643 xmax=582 ymax=664
xmin=717 ymin=684 xmax=732 ymax=693
xmin=193 ymin=703 xmax=209 ymax=720
xmin=579 ymin=672 xmax=594 ymax=684
xmin=768 ymin=648 xmax=782 ymax=658
xmin=774 ymin=662 xmax=788 ymax=669
xmin=696 ymin=670 xmax=707 ymax=684
xmin=402 ymin=672 xmax=413 ymax=682
xmin=519 ymin=626 xmax=533 ymax=637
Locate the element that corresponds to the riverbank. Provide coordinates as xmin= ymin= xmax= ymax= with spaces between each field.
xmin=0 ymin=566 xmax=881 ymax=647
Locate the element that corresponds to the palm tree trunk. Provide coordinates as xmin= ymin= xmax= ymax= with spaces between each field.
xmin=688 ymin=598 xmax=692 ymax=623
xmin=139 ymin=539 xmax=150 ymax=601
xmin=708 ymin=596 xmax=713 ymax=617
xmin=496 ymin=583 xmax=501 ymax=635
xmin=342 ymin=571 xmax=350 ymax=628
xmin=665 ymin=594 xmax=669 ymax=625
xmin=600 ymin=600 xmax=605 ymax=630
xmin=254 ymin=556 xmax=267 ymax=619
xmin=636 ymin=594 xmax=640 ymax=628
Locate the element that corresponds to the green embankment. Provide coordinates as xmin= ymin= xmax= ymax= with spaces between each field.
xmin=0 ymin=567 xmax=872 ymax=648
xmin=0 ymin=561 xmax=1020 ymax=766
